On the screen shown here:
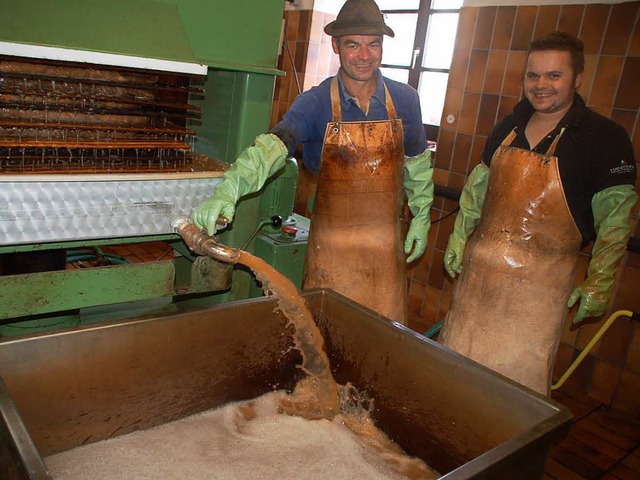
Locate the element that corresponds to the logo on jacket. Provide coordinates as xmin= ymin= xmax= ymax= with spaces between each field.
xmin=610 ymin=159 xmax=635 ymax=175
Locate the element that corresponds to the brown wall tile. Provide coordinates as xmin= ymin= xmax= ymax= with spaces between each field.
xmin=286 ymin=11 xmax=300 ymax=41
xmin=612 ymin=267 xmax=640 ymax=314
xmin=600 ymin=317 xmax=634 ymax=365
xmin=466 ymin=49 xmax=489 ymax=93
xmin=615 ymin=58 xmax=640 ymax=111
xmin=588 ymin=360 xmax=621 ymax=405
xmin=589 ymin=56 xmax=624 ymax=107
xmin=502 ymin=51 xmax=527 ymax=97
xmin=434 ymin=212 xmax=456 ymax=252
xmin=492 ymin=6 xmax=517 ymax=50
xmin=428 ymin=252 xmax=447 ymax=290
xmin=408 ymin=280 xmax=426 ymax=317
xmin=476 ymin=94 xmax=500 ymax=136
xmin=580 ymin=4 xmax=611 ymax=55
xmin=611 ymin=109 xmax=638 ymax=138
xmin=634 ymin=115 xmax=640 ymax=165
xmin=601 ymin=2 xmax=639 ymax=56
xmin=458 ymin=92 xmax=481 ymax=134
xmin=446 ymin=172 xmax=468 ymax=193
xmin=630 ymin=11 xmax=640 ymax=57
xmin=590 ymin=105 xmax=612 ymax=118
xmin=497 ymin=95 xmax=519 ymax=121
xmin=511 ymin=6 xmax=538 ymax=51
xmin=448 ymin=48 xmax=471 ymax=91
xmin=456 ymin=7 xmax=479 ymax=51
xmin=534 ymin=5 xmax=561 ymax=40
xmin=440 ymin=88 xmax=463 ymax=131
xmin=451 ymin=132 xmax=472 ymax=175
xmin=612 ymin=370 xmax=640 ymax=416
xmin=579 ymin=54 xmax=599 ymax=102
xmin=553 ymin=343 xmax=575 ymax=380
xmin=626 ymin=324 xmax=640 ymax=372
xmin=557 ymin=4 xmax=585 ymax=37
xmin=473 ymin=7 xmax=497 ymax=50
xmin=470 ymin=135 xmax=487 ymax=171
xmin=432 ymin=167 xmax=449 ymax=188
xmin=293 ymin=41 xmax=308 ymax=76
xmin=434 ymin=129 xmax=455 ymax=170
xmin=298 ymin=10 xmax=311 ymax=40
xmin=484 ymin=49 xmax=508 ymax=95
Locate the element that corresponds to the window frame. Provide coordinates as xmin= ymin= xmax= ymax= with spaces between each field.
xmin=380 ymin=0 xmax=461 ymax=137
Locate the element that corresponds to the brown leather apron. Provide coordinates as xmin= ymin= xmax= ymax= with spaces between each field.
xmin=302 ymin=77 xmax=407 ymax=324
xmin=440 ymin=128 xmax=582 ymax=395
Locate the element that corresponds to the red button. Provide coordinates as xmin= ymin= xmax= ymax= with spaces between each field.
xmin=281 ymin=226 xmax=298 ymax=236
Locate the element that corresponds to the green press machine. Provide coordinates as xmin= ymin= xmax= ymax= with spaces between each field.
xmin=0 ymin=0 xmax=309 ymax=336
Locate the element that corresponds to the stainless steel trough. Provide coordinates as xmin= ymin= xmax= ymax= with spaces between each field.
xmin=0 ymin=289 xmax=571 ymax=479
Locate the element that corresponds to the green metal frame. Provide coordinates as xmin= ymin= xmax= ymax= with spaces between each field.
xmin=0 ymin=0 xmax=290 ymax=332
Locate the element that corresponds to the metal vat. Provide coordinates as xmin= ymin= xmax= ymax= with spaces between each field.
xmin=0 ymin=289 xmax=571 ymax=479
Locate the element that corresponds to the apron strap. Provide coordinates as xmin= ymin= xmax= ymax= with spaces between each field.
xmin=546 ymin=127 xmax=566 ymax=156
xmin=330 ymin=77 xmax=342 ymax=122
xmin=384 ymin=84 xmax=397 ymax=119
xmin=501 ymin=128 xmax=518 ymax=147
xmin=330 ymin=76 xmax=398 ymax=122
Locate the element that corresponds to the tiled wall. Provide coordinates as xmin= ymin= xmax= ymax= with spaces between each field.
xmin=270 ymin=0 xmax=640 ymax=417
xmin=418 ymin=1 xmax=640 ymax=417
xmin=271 ymin=6 xmax=338 ymax=216
xmin=270 ymin=8 xmax=339 ymax=130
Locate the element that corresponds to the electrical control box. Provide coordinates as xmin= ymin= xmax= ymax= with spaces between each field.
xmin=249 ymin=214 xmax=309 ymax=298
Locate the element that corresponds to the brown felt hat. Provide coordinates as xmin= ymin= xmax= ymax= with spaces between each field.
xmin=324 ymin=0 xmax=395 ymax=38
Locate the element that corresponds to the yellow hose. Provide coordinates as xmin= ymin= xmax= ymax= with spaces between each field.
xmin=551 ymin=310 xmax=635 ymax=391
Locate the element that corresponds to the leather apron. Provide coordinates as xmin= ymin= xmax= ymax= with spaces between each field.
xmin=302 ymin=77 xmax=407 ymax=324
xmin=439 ymin=128 xmax=582 ymax=395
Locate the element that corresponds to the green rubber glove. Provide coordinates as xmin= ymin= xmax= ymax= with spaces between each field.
xmin=192 ymin=133 xmax=288 ymax=234
xmin=567 ymin=184 xmax=637 ymax=324
xmin=444 ymin=163 xmax=490 ymax=278
xmin=404 ymin=149 xmax=434 ymax=263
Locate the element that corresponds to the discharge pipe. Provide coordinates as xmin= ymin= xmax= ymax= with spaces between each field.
xmin=173 ymin=218 xmax=241 ymax=264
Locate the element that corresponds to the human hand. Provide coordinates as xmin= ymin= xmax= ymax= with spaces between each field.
xmin=404 ymin=219 xmax=429 ymax=263
xmin=444 ymin=235 xmax=465 ymax=278
xmin=566 ymin=279 xmax=610 ymax=325
xmin=192 ymin=194 xmax=236 ymax=235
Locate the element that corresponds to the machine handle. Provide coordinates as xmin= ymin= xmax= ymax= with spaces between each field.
xmin=241 ymin=215 xmax=283 ymax=250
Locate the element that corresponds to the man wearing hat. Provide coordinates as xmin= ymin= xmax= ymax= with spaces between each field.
xmin=193 ymin=0 xmax=433 ymax=324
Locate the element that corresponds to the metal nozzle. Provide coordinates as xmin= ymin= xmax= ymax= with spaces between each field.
xmin=174 ymin=218 xmax=241 ymax=264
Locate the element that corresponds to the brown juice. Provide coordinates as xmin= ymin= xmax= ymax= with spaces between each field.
xmin=44 ymin=243 xmax=439 ymax=479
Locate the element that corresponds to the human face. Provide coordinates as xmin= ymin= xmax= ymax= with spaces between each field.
xmin=524 ymin=50 xmax=582 ymax=115
xmin=332 ymin=35 xmax=383 ymax=84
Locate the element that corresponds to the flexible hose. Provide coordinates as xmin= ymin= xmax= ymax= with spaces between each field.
xmin=551 ymin=310 xmax=639 ymax=390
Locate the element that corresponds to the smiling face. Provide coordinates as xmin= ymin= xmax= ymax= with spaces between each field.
xmin=332 ymin=35 xmax=383 ymax=84
xmin=524 ymin=50 xmax=582 ymax=116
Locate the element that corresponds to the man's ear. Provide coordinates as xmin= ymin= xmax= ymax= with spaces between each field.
xmin=574 ymin=72 xmax=583 ymax=90
xmin=331 ymin=37 xmax=340 ymax=55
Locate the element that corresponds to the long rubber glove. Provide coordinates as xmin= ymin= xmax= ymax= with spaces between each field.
xmin=567 ymin=184 xmax=637 ymax=324
xmin=404 ymin=149 xmax=434 ymax=263
xmin=192 ymin=133 xmax=288 ymax=234
xmin=444 ymin=163 xmax=490 ymax=278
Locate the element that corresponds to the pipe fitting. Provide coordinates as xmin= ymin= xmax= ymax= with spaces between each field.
xmin=174 ymin=218 xmax=241 ymax=264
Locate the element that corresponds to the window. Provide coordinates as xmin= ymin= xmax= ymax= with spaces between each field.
xmin=377 ymin=0 xmax=462 ymax=130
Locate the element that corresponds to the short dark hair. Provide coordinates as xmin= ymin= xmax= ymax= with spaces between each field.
xmin=529 ymin=31 xmax=585 ymax=76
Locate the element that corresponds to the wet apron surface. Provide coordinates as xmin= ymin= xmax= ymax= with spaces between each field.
xmin=440 ymin=129 xmax=582 ymax=395
xmin=303 ymin=77 xmax=406 ymax=324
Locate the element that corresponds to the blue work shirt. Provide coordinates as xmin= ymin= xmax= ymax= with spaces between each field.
xmin=270 ymin=70 xmax=427 ymax=174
